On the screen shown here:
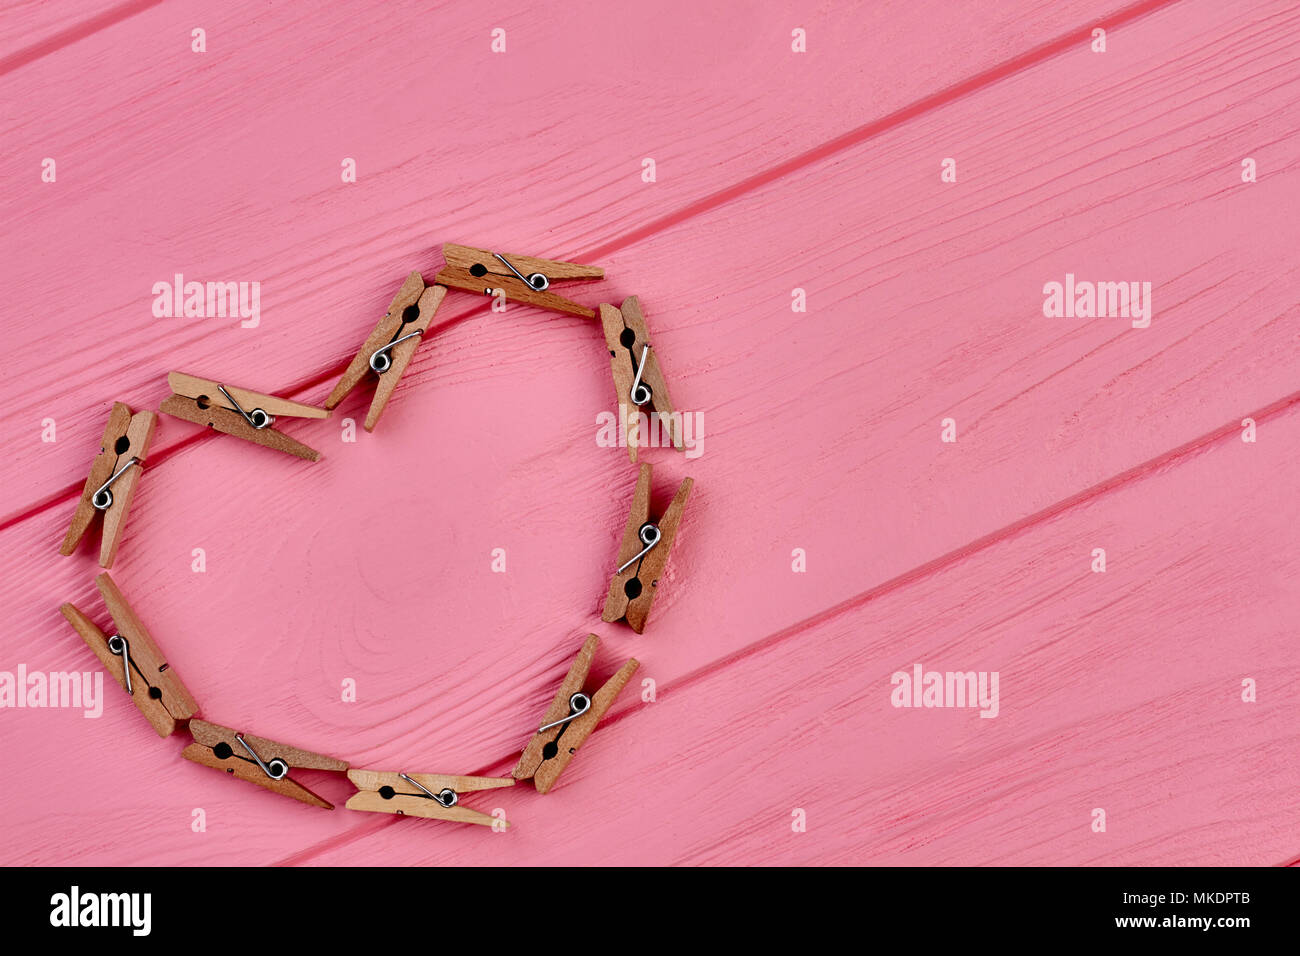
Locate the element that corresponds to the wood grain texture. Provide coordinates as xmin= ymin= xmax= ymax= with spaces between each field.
xmin=294 ymin=400 xmax=1300 ymax=866
xmin=362 ymin=284 xmax=446 ymax=432
xmin=184 ymin=718 xmax=350 ymax=810
xmin=0 ymin=0 xmax=1135 ymax=513
xmin=326 ymin=272 xmax=428 ymax=410
xmin=58 ymin=599 xmax=184 ymax=738
xmin=0 ymin=0 xmax=152 ymax=66
xmin=73 ymin=571 xmax=200 ymax=736
xmin=1 ymin=0 xmax=1297 ymax=866
xmin=601 ymin=466 xmax=693 ymax=633
xmin=168 ymin=373 xmax=329 ymax=420
xmin=345 ymin=770 xmax=513 ymax=826
xmin=600 ymin=297 xmax=683 ymax=462
xmin=436 ymin=243 xmax=605 ymax=318
xmin=58 ymin=403 xmax=155 ymax=567
xmin=513 ymin=634 xmax=640 ymax=794
xmin=159 ymin=394 xmax=323 ymax=461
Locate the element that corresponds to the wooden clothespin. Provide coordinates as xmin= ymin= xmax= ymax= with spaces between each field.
xmin=435 ymin=243 xmax=603 ymax=318
xmin=59 ymin=572 xmax=199 ymax=737
xmin=345 ymin=770 xmax=514 ymax=826
xmin=598 ymin=296 xmax=682 ymax=462
xmin=182 ymin=718 xmax=348 ymax=809
xmin=159 ymin=372 xmax=326 ymax=461
xmin=601 ymin=463 xmax=692 ymax=633
xmin=324 ymin=271 xmax=447 ymax=431
xmin=513 ymin=634 xmax=638 ymax=794
xmin=59 ymin=403 xmax=156 ymax=568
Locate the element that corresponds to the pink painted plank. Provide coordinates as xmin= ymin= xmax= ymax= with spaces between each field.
xmin=214 ymin=398 xmax=1300 ymax=865
xmin=1 ymin=0 xmax=1297 ymax=866
xmin=0 ymin=0 xmax=145 ymax=67
xmin=0 ymin=0 xmax=1155 ymax=512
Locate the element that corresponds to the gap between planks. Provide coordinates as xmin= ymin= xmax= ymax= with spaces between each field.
xmin=0 ymin=0 xmax=166 ymax=76
xmin=0 ymin=0 xmax=1188 ymax=525
xmin=271 ymin=387 xmax=1300 ymax=866
xmin=7 ymin=0 xmax=1238 ymax=865
xmin=0 ymin=0 xmax=1188 ymax=534
xmin=597 ymin=0 xmax=1187 ymax=258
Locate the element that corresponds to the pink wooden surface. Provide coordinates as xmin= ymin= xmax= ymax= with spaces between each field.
xmin=1 ymin=0 xmax=1297 ymax=866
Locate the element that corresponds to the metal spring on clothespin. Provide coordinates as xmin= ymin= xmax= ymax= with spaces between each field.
xmin=91 ymin=457 xmax=140 ymax=510
xmin=538 ymin=692 xmax=592 ymax=733
xmin=217 ymin=384 xmax=273 ymax=430
xmin=399 ymin=773 xmax=458 ymax=807
xmin=617 ymin=522 xmax=661 ymax=573
xmin=492 ymin=252 xmax=550 ymax=291
xmin=629 ymin=344 xmax=653 ymax=406
xmin=106 ymin=634 xmax=133 ymax=693
xmin=236 ymin=733 xmax=289 ymax=780
xmin=369 ymin=331 xmax=424 ymax=373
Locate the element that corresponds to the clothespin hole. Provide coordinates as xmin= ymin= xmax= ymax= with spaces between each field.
xmin=114 ymin=436 xmax=131 ymax=454
xmin=619 ymin=329 xmax=636 ymax=348
xmin=624 ymin=578 xmax=643 ymax=599
xmin=469 ymin=263 xmax=488 ymax=278
xmin=400 ymin=304 xmax=420 ymax=325
xmin=196 ymin=395 xmax=211 ymax=410
xmin=213 ymin=742 xmax=233 ymax=759
xmin=148 ymin=687 xmax=162 ymax=700
xmin=378 ymin=786 xmax=396 ymax=799
xmin=542 ymin=741 xmax=559 ymax=760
